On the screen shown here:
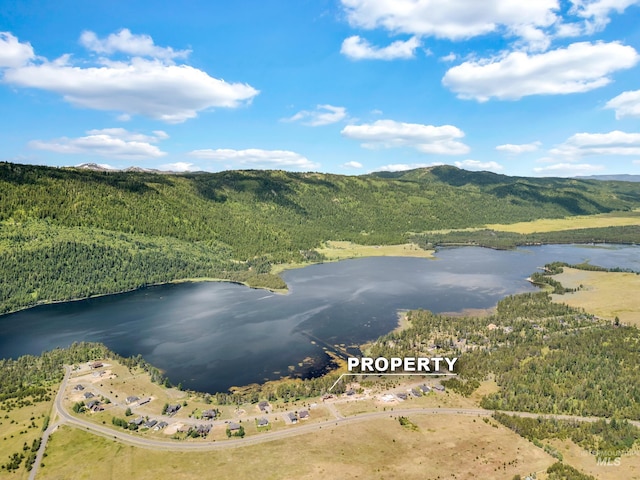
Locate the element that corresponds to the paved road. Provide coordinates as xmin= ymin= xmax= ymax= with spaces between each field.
xmin=28 ymin=366 xmax=71 ymax=480
xmin=33 ymin=364 xmax=640 ymax=463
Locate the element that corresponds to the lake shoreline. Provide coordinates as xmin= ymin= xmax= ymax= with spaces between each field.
xmin=3 ymin=243 xmax=639 ymax=394
xmin=0 ymin=242 xmax=435 ymax=318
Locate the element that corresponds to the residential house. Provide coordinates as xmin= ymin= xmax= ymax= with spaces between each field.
xmin=165 ymin=404 xmax=181 ymax=415
xmin=154 ymin=421 xmax=168 ymax=431
xmin=286 ymin=412 xmax=298 ymax=424
xmin=201 ymin=409 xmax=217 ymax=420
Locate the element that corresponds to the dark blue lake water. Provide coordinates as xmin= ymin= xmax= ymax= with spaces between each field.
xmin=1 ymin=244 xmax=638 ymax=393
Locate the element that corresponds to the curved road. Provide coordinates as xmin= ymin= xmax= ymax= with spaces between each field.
xmin=34 ymin=366 xmax=639 ymax=453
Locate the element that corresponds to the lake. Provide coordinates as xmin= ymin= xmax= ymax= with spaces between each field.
xmin=1 ymin=244 xmax=638 ymax=393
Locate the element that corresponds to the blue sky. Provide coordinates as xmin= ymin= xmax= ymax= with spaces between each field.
xmin=1 ymin=0 xmax=640 ymax=177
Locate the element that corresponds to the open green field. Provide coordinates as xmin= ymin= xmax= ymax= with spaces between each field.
xmin=485 ymin=209 xmax=640 ymax=234
xmin=39 ymin=415 xmax=556 ymax=480
xmin=551 ymin=268 xmax=640 ymax=326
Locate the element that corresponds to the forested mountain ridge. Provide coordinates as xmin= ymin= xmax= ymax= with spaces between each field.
xmin=2 ymin=161 xmax=640 ymax=314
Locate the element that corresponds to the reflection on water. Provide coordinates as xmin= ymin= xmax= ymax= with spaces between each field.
xmin=0 ymin=244 xmax=638 ymax=393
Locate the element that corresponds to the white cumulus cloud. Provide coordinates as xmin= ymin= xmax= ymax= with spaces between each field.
xmin=442 ymin=41 xmax=639 ymax=101
xmin=0 ymin=32 xmax=35 ymax=68
xmin=1 ymin=31 xmax=259 ymax=123
xmin=373 ymin=162 xmax=443 ymax=172
xmin=341 ymin=119 xmax=469 ymax=155
xmin=496 ymin=142 xmax=542 ymax=154
xmin=533 ymin=163 xmax=605 ymax=175
xmin=341 ymin=35 xmax=421 ymax=60
xmin=283 ymin=105 xmax=348 ymax=126
xmin=549 ymin=130 xmax=640 ymax=159
xmin=340 ymin=0 xmax=558 ymax=43
xmin=569 ymin=0 xmax=640 ymax=33
xmin=340 ymin=0 xmax=640 ymax=52
xmin=30 ymin=128 xmax=168 ymax=159
xmin=342 ymin=161 xmax=363 ymax=169
xmin=160 ymin=162 xmax=200 ymax=172
xmin=80 ymin=29 xmax=190 ymax=61
xmin=188 ymin=148 xmax=319 ymax=170
xmin=454 ymin=159 xmax=504 ymax=171
xmin=605 ymin=90 xmax=640 ymax=119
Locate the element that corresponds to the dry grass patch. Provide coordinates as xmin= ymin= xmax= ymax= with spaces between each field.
xmin=0 ymin=392 xmax=55 ymax=480
xmin=318 ymin=241 xmax=434 ymax=261
xmin=551 ymin=268 xmax=640 ymax=326
xmin=547 ymin=439 xmax=640 ymax=480
xmin=272 ymin=242 xmax=434 ymax=275
xmin=39 ymin=414 xmax=557 ymax=480
xmin=485 ymin=210 xmax=640 ymax=234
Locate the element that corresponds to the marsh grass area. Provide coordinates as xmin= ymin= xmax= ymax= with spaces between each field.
xmin=485 ymin=209 xmax=640 ymax=234
xmin=550 ymin=268 xmax=640 ymax=326
xmin=38 ymin=415 xmax=555 ymax=480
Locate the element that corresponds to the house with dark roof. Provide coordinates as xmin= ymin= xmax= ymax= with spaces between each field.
xmin=154 ymin=421 xmax=168 ymax=431
xmin=419 ymin=385 xmax=431 ymax=394
xmin=126 ymin=396 xmax=139 ymax=404
xmin=83 ymin=392 xmax=95 ymax=399
xmin=286 ymin=412 xmax=298 ymax=424
xmin=194 ymin=424 xmax=211 ymax=436
xmin=299 ymin=410 xmax=310 ymax=420
xmin=258 ymin=401 xmax=270 ymax=412
xmin=201 ymin=409 xmax=217 ymax=420
xmin=257 ymin=418 xmax=269 ymax=427
xmin=144 ymin=419 xmax=158 ymax=429
xmin=165 ymin=404 xmax=181 ymax=415
xmin=73 ymin=384 xmax=84 ymax=391
xmin=228 ymin=422 xmax=242 ymax=432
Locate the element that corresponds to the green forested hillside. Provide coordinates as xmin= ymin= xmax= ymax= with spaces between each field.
xmin=2 ymin=161 xmax=640 ymax=313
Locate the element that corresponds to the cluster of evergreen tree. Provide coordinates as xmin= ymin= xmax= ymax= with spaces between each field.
xmin=495 ymin=413 xmax=639 ymax=461
xmin=367 ymin=290 xmax=640 ymax=419
xmin=412 ymin=225 xmax=640 ymax=251
xmin=2 ymin=161 xmax=640 ymax=313
xmin=0 ymin=342 xmax=111 ymax=401
xmin=546 ymin=463 xmax=596 ymax=480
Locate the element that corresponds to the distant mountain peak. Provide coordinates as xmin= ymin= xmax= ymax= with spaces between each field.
xmin=73 ymin=163 xmax=181 ymax=174
xmin=575 ymin=174 xmax=640 ymax=182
